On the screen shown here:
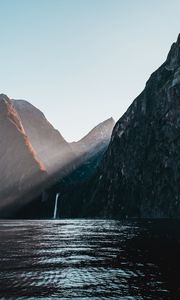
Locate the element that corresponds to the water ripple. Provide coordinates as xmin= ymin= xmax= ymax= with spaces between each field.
xmin=0 ymin=219 xmax=179 ymax=299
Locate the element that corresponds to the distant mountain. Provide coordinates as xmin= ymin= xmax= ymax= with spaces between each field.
xmin=0 ymin=94 xmax=47 ymax=216
xmin=83 ymin=34 xmax=180 ymax=218
xmin=13 ymin=117 xmax=115 ymax=219
xmin=61 ymin=117 xmax=115 ymax=184
xmin=13 ymin=99 xmax=75 ymax=174
xmin=71 ymin=117 xmax=115 ymax=159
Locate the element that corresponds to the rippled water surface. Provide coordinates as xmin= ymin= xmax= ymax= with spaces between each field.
xmin=0 ymin=219 xmax=180 ymax=299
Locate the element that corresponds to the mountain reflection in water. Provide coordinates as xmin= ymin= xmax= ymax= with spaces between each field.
xmin=0 ymin=219 xmax=179 ymax=299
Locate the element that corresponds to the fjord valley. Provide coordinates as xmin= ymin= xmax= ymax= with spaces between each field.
xmin=1 ymin=35 xmax=180 ymax=219
xmin=0 ymin=28 xmax=180 ymax=299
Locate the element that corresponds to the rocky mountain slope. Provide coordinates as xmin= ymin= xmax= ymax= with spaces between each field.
xmin=13 ymin=99 xmax=75 ymax=174
xmin=0 ymin=94 xmax=47 ymax=216
xmin=84 ymin=34 xmax=180 ymax=218
xmin=0 ymin=95 xmax=78 ymax=217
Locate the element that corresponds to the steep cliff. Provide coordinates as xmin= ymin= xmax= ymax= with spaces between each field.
xmin=86 ymin=34 xmax=180 ymax=218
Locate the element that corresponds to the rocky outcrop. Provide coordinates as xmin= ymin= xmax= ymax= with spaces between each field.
xmin=0 ymin=94 xmax=47 ymax=216
xmin=82 ymin=34 xmax=180 ymax=218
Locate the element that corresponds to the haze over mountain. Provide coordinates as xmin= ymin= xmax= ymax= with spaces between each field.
xmin=0 ymin=94 xmax=47 ymax=215
xmin=0 ymin=95 xmax=78 ymax=216
xmin=12 ymin=117 xmax=115 ymax=219
xmin=13 ymin=99 xmax=75 ymax=174
xmin=0 ymin=93 xmax=114 ymax=218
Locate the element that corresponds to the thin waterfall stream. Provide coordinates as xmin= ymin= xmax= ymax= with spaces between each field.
xmin=53 ymin=193 xmax=59 ymax=219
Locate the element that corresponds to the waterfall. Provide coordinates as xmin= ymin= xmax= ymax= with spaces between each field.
xmin=53 ymin=193 xmax=59 ymax=219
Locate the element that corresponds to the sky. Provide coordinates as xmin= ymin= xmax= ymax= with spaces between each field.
xmin=0 ymin=0 xmax=180 ymax=141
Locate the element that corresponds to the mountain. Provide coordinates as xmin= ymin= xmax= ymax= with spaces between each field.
xmin=13 ymin=117 xmax=115 ymax=219
xmin=60 ymin=118 xmax=115 ymax=185
xmin=13 ymin=99 xmax=75 ymax=175
xmin=84 ymin=34 xmax=180 ymax=218
xmin=71 ymin=117 xmax=115 ymax=159
xmin=0 ymin=94 xmax=47 ymax=216
xmin=69 ymin=118 xmax=115 ymax=181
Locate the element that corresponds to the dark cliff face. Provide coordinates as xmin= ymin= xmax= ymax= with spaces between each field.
xmin=86 ymin=34 xmax=180 ymax=218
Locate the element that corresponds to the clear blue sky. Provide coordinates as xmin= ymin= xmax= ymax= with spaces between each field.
xmin=0 ymin=0 xmax=180 ymax=141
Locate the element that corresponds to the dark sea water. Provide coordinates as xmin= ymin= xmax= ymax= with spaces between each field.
xmin=0 ymin=219 xmax=180 ymax=300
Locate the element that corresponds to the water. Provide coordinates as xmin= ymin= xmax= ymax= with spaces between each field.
xmin=0 ymin=219 xmax=179 ymax=299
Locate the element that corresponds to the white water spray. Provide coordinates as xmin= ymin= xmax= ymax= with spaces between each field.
xmin=53 ymin=193 xmax=59 ymax=219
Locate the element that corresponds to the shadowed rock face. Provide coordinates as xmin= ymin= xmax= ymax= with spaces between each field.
xmin=13 ymin=100 xmax=75 ymax=174
xmin=85 ymin=34 xmax=180 ymax=218
xmin=0 ymin=94 xmax=47 ymax=216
